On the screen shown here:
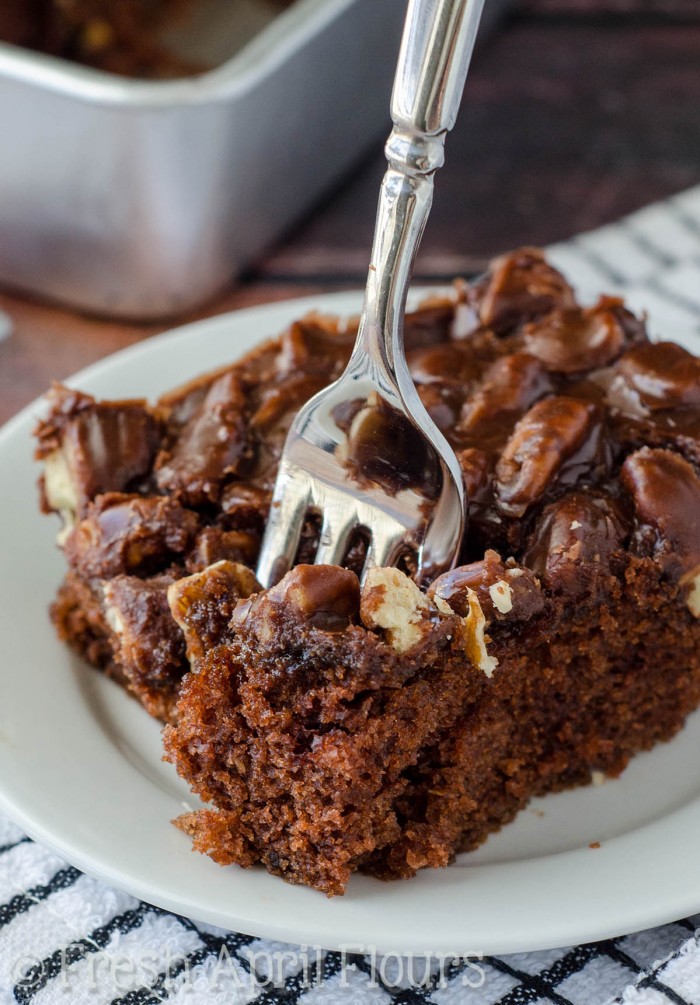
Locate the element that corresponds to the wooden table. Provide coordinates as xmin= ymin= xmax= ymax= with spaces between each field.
xmin=1 ymin=0 xmax=699 ymax=425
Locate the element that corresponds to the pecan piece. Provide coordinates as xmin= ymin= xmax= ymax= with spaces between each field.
xmin=473 ymin=247 xmax=576 ymax=335
xmin=64 ymin=492 xmax=199 ymax=578
xmin=621 ymin=447 xmax=700 ymax=585
xmin=495 ymin=397 xmax=600 ymax=517
xmin=617 ymin=342 xmax=700 ymax=411
xmin=522 ymin=297 xmax=633 ymax=374
xmin=456 ymin=447 xmax=491 ymax=503
xmin=220 ymin=483 xmax=270 ymax=530
xmin=241 ymin=565 xmax=361 ymax=637
xmin=277 ymin=319 xmax=352 ymax=378
xmin=360 ymin=567 xmax=436 ymax=654
xmin=187 ymin=526 xmax=259 ymax=571
xmin=416 ymin=382 xmax=460 ymax=433
xmin=523 ymin=491 xmax=628 ymax=595
xmin=404 ymin=300 xmax=456 ymax=350
xmin=155 ymin=371 xmax=253 ymax=506
xmin=251 ymin=374 xmax=326 ymax=434
xmin=459 ymin=352 xmax=552 ymax=442
xmin=35 ymin=384 xmax=161 ymax=530
xmin=407 ymin=342 xmax=481 ymax=387
xmin=168 ymin=560 xmax=260 ymax=668
xmin=429 ymin=549 xmax=544 ymax=623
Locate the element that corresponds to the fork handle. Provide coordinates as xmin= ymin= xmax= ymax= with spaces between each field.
xmin=351 ymin=0 xmax=484 ymax=377
xmin=392 ymin=0 xmax=485 ymax=136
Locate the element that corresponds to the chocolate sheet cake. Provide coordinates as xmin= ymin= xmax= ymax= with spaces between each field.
xmin=35 ymin=249 xmax=700 ymax=894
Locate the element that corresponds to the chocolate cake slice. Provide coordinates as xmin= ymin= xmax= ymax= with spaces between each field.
xmin=35 ymin=249 xmax=700 ymax=894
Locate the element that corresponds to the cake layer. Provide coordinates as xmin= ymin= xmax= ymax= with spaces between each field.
xmin=163 ymin=552 xmax=700 ymax=894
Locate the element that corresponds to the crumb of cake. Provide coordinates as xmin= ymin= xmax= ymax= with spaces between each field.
xmin=589 ymin=841 xmax=601 ymax=849
xmin=591 ymin=770 xmax=607 ymax=786
xmin=489 ymin=580 xmax=513 ymax=614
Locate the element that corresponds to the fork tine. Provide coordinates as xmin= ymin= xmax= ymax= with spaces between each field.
xmin=313 ymin=508 xmax=357 ymax=568
xmin=361 ymin=527 xmax=407 ymax=584
xmin=256 ymin=467 xmax=311 ymax=588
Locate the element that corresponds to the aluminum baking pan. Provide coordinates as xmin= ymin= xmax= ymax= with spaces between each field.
xmin=0 ymin=0 xmax=513 ymax=321
xmin=0 ymin=0 xmax=408 ymax=319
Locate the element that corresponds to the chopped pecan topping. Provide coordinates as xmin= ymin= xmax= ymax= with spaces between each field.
xmin=404 ymin=300 xmax=457 ymax=350
xmin=220 ymin=483 xmax=271 ymax=530
xmin=168 ymin=561 xmax=260 ymax=668
xmin=459 ymin=352 xmax=552 ymax=440
xmin=187 ymin=526 xmax=259 ymax=571
xmin=360 ymin=567 xmax=436 ymax=654
xmin=460 ymin=588 xmax=498 ymax=677
xmin=522 ymin=297 xmax=633 ymax=374
xmin=621 ymin=447 xmax=700 ymax=582
xmin=429 ymin=549 xmax=544 ymax=623
xmin=245 ymin=565 xmax=362 ymax=636
xmin=251 ymin=375 xmax=326 ymax=435
xmin=617 ymin=342 xmax=700 ymax=411
xmin=64 ymin=493 xmax=198 ymax=578
xmin=496 ymin=397 xmax=601 ymax=517
xmin=456 ymin=447 xmax=491 ymax=503
xmin=473 ymin=248 xmax=576 ymax=335
xmin=416 ymin=382 xmax=460 ymax=432
xmin=408 ymin=342 xmax=481 ymax=388
xmin=156 ymin=372 xmax=253 ymax=505
xmin=523 ymin=491 xmax=628 ymax=595
xmin=277 ymin=319 xmax=353 ymax=379
xmin=35 ymin=384 xmax=160 ymax=527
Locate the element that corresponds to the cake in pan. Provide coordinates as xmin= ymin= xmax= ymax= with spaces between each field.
xmin=35 ymin=249 xmax=700 ymax=894
xmin=0 ymin=0 xmax=295 ymax=78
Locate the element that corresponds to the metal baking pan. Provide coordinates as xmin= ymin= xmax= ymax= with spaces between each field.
xmin=0 ymin=0 xmax=513 ymax=321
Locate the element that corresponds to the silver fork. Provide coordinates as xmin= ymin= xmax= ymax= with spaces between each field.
xmin=256 ymin=0 xmax=485 ymax=588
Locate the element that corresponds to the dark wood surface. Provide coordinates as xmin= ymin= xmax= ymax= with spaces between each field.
xmin=1 ymin=0 xmax=699 ymax=425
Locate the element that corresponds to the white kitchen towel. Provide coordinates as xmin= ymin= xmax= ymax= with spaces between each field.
xmin=1 ymin=184 xmax=700 ymax=1005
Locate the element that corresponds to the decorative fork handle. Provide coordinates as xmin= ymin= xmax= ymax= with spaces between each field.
xmin=351 ymin=0 xmax=485 ymax=382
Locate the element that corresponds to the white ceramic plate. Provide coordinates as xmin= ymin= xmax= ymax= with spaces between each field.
xmin=1 ymin=289 xmax=699 ymax=957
